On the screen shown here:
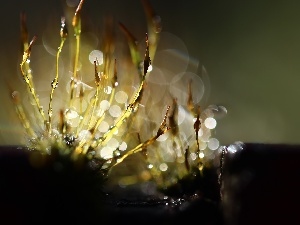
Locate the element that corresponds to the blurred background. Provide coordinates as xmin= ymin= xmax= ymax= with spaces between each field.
xmin=1 ymin=0 xmax=300 ymax=147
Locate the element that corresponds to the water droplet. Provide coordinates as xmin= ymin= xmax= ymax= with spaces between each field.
xmin=51 ymin=80 xmax=58 ymax=89
xmin=48 ymin=109 xmax=53 ymax=117
xmin=227 ymin=141 xmax=244 ymax=154
xmin=65 ymin=109 xmax=78 ymax=119
xmin=104 ymin=86 xmax=112 ymax=94
xmin=207 ymin=105 xmax=227 ymax=119
xmin=119 ymin=142 xmax=127 ymax=151
xmin=11 ymin=91 xmax=19 ymax=100
xmin=64 ymin=134 xmax=76 ymax=146
xmin=100 ymin=146 xmax=114 ymax=159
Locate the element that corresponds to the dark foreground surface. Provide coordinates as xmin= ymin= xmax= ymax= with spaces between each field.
xmin=0 ymin=146 xmax=223 ymax=225
xmin=221 ymin=142 xmax=300 ymax=225
xmin=1 ymin=143 xmax=300 ymax=225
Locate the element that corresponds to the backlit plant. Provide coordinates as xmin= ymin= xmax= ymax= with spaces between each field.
xmin=10 ymin=0 xmax=226 ymax=192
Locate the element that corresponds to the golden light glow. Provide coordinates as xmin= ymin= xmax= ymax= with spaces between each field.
xmin=10 ymin=0 xmax=226 ymax=190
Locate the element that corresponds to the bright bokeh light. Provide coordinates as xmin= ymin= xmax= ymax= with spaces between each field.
xmin=115 ymin=91 xmax=128 ymax=104
xmin=109 ymin=105 xmax=122 ymax=117
xmin=89 ymin=50 xmax=103 ymax=65
xmin=78 ymin=130 xmax=91 ymax=142
xmin=159 ymin=163 xmax=168 ymax=171
xmin=204 ymin=117 xmax=217 ymax=129
xmin=208 ymin=138 xmax=219 ymax=150
xmin=190 ymin=152 xmax=197 ymax=160
xmin=199 ymin=152 xmax=205 ymax=158
xmin=227 ymin=141 xmax=244 ymax=153
xmin=65 ymin=109 xmax=79 ymax=119
xmin=100 ymin=146 xmax=113 ymax=159
xmin=119 ymin=142 xmax=127 ymax=151
xmin=100 ymin=100 xmax=110 ymax=111
xmin=98 ymin=121 xmax=109 ymax=133
xmin=107 ymin=138 xmax=119 ymax=149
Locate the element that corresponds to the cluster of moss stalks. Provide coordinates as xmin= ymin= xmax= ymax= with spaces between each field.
xmin=4 ymin=1 xmax=224 ymax=223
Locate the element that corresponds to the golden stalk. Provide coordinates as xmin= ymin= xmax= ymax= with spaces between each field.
xmin=69 ymin=0 xmax=84 ymax=108
xmin=78 ymin=60 xmax=118 ymax=148
xmin=94 ymin=34 xmax=150 ymax=149
xmin=11 ymin=0 xmax=224 ymax=188
xmin=109 ymin=105 xmax=171 ymax=170
xmin=20 ymin=36 xmax=46 ymax=126
xmin=141 ymin=0 xmax=161 ymax=60
xmin=87 ymin=60 xmax=101 ymax=129
xmin=47 ymin=17 xmax=68 ymax=134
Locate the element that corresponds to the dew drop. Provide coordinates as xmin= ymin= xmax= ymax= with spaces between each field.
xmin=65 ymin=109 xmax=79 ymax=119
xmin=100 ymin=146 xmax=113 ymax=159
xmin=208 ymin=105 xmax=228 ymax=119
xmin=119 ymin=142 xmax=127 ymax=151
xmin=227 ymin=141 xmax=244 ymax=154
xmin=48 ymin=109 xmax=53 ymax=117
xmin=51 ymin=80 xmax=58 ymax=89
xmin=104 ymin=86 xmax=112 ymax=94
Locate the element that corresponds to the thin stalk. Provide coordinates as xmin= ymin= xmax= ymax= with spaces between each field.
xmin=48 ymin=17 xmax=68 ymax=133
xmin=109 ymin=106 xmax=170 ymax=170
xmin=20 ymin=36 xmax=46 ymax=126
xmin=69 ymin=0 xmax=84 ymax=108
